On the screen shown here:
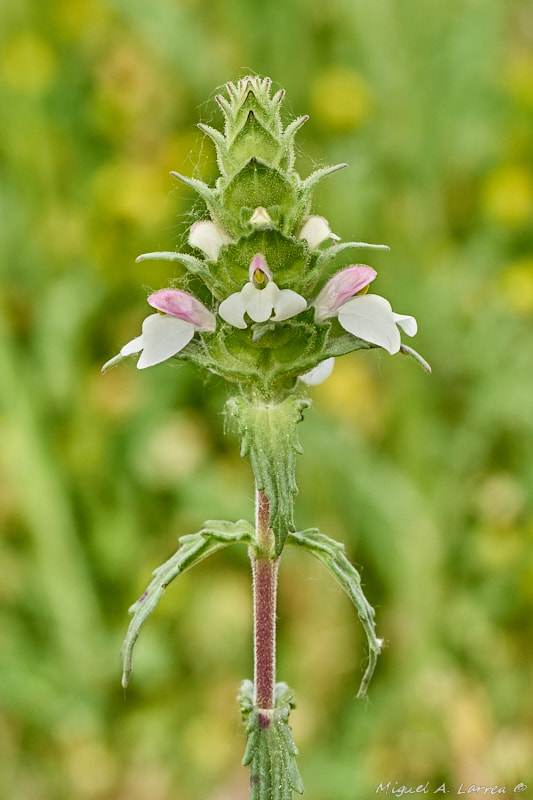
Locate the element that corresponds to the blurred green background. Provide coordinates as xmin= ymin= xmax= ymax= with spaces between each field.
xmin=2 ymin=0 xmax=533 ymax=798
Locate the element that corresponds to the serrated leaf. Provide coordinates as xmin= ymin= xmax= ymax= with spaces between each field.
xmin=287 ymin=528 xmax=382 ymax=697
xmin=227 ymin=397 xmax=310 ymax=556
xmin=121 ymin=519 xmax=254 ymax=687
xmin=239 ymin=680 xmax=304 ymax=800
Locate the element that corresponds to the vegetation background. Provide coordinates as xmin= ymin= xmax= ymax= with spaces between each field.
xmin=1 ymin=0 xmax=533 ymax=798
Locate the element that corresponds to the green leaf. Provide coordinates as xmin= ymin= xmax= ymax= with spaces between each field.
xmin=239 ymin=680 xmax=304 ymax=800
xmin=121 ymin=519 xmax=254 ymax=687
xmin=287 ymin=528 xmax=382 ymax=697
xmin=227 ymin=396 xmax=310 ymax=556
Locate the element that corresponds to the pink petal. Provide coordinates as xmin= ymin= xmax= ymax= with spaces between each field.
xmin=313 ymin=266 xmax=377 ymax=321
xmin=248 ymin=253 xmax=273 ymax=283
xmin=148 ymin=289 xmax=216 ymax=331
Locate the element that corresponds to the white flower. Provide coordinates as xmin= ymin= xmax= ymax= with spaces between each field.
xmin=299 ymin=357 xmax=335 ymax=385
xmin=218 ymin=254 xmax=307 ymax=329
xmin=102 ymin=289 xmax=216 ymax=372
xmin=298 ymin=216 xmax=340 ymax=249
xmin=188 ymin=220 xmax=230 ymax=261
xmin=313 ymin=265 xmax=417 ymax=354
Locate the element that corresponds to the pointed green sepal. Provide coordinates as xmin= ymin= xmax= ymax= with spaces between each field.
xmin=170 ymin=171 xmax=231 ymax=229
xmin=287 ymin=528 xmax=382 ymax=697
xmin=301 ymin=162 xmax=348 ymax=193
xmin=197 ymin=122 xmax=232 ymax=176
xmin=227 ymin=111 xmax=282 ymax=171
xmin=170 ymin=171 xmax=216 ymax=205
xmin=227 ymin=396 xmax=310 ymax=556
xmin=239 ymin=680 xmax=304 ymax=799
xmin=277 ymin=115 xmax=308 ymax=171
xmin=121 ymin=519 xmax=254 ymax=687
xmin=315 ymin=241 xmax=390 ymax=272
xmin=400 ymin=344 xmax=432 ymax=374
xmin=289 ymin=163 xmax=348 ymax=229
xmin=135 ymin=250 xmax=224 ymax=295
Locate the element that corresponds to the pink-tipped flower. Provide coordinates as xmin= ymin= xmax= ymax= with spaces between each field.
xmin=148 ymin=289 xmax=217 ymax=331
xmin=102 ymin=290 xmax=216 ymax=372
xmin=298 ymin=216 xmax=340 ymax=249
xmin=188 ymin=220 xmax=230 ymax=261
xmin=312 ymin=265 xmax=417 ymax=355
xmin=218 ymin=254 xmax=307 ymax=329
xmin=313 ymin=265 xmax=377 ymax=321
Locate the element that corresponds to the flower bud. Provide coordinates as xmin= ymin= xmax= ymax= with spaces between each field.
xmin=189 ymin=221 xmax=230 ymax=261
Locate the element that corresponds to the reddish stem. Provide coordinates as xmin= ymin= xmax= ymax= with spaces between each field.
xmin=252 ymin=490 xmax=278 ymax=715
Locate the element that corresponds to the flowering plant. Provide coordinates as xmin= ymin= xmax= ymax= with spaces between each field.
xmin=104 ymin=76 xmax=429 ymax=799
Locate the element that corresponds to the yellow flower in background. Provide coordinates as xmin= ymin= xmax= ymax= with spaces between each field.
xmin=482 ymin=165 xmax=533 ymax=227
xmin=500 ymin=258 xmax=533 ymax=315
xmin=313 ymin=356 xmax=385 ymax=438
xmin=0 ymin=31 xmax=56 ymax=95
xmin=504 ymin=50 xmax=533 ymax=110
xmin=310 ymin=66 xmax=373 ymax=133
xmin=90 ymin=159 xmax=173 ymax=227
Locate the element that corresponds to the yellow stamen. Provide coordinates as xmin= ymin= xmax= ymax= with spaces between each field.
xmin=253 ymin=269 xmax=267 ymax=287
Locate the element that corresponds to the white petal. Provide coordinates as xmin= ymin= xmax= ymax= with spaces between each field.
xmin=299 ymin=357 xmax=335 ymax=385
xmin=299 ymin=216 xmax=338 ymax=249
xmin=244 ymin=281 xmax=277 ymax=323
xmin=137 ymin=314 xmax=194 ymax=369
xmin=121 ymin=334 xmax=144 ymax=356
xmin=272 ymin=288 xmax=307 ymax=321
xmin=337 ymin=294 xmax=401 ymax=354
xmin=218 ymin=292 xmax=248 ymax=328
xmin=393 ymin=312 xmax=417 ymax=337
xmin=188 ymin=221 xmax=229 ymax=261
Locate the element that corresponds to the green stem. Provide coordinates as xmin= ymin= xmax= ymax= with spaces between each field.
xmin=252 ymin=488 xmax=279 ymax=718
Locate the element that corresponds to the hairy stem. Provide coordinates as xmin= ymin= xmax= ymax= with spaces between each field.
xmin=252 ymin=489 xmax=279 ymax=718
